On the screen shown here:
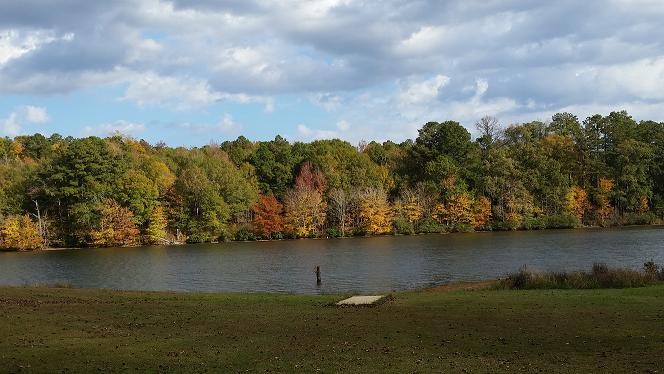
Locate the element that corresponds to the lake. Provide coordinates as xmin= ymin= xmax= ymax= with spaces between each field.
xmin=1 ymin=227 xmax=663 ymax=294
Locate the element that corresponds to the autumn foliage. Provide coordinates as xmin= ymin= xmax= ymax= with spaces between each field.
xmin=145 ymin=206 xmax=168 ymax=244
xmin=566 ymin=186 xmax=589 ymax=222
xmin=0 ymin=215 xmax=44 ymax=250
xmin=357 ymin=187 xmax=393 ymax=235
xmin=284 ymin=163 xmax=327 ymax=237
xmin=473 ymin=196 xmax=492 ymax=229
xmin=596 ymin=178 xmax=615 ymax=225
xmin=433 ymin=192 xmax=475 ymax=231
xmin=252 ymin=195 xmax=284 ymax=239
xmin=1 ymin=109 xmax=663 ymax=250
xmin=89 ymin=200 xmax=140 ymax=247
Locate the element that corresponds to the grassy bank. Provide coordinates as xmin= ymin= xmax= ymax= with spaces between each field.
xmin=2 ymin=286 xmax=664 ymax=372
xmin=497 ymin=262 xmax=664 ymax=290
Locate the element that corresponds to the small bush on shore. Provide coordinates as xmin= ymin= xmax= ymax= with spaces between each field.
xmin=497 ymin=262 xmax=663 ymax=290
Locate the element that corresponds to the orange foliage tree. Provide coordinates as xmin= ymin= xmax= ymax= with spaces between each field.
xmin=433 ymin=192 xmax=475 ymax=231
xmin=252 ymin=194 xmax=284 ymax=239
xmin=566 ymin=185 xmax=588 ymax=223
xmin=473 ymin=196 xmax=492 ymax=229
xmin=0 ymin=214 xmax=44 ymax=250
xmin=89 ymin=200 xmax=140 ymax=247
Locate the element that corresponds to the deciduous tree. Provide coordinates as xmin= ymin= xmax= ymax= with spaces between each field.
xmin=252 ymin=194 xmax=284 ymax=239
xmin=89 ymin=200 xmax=140 ymax=247
xmin=356 ymin=187 xmax=393 ymax=235
xmin=0 ymin=215 xmax=44 ymax=250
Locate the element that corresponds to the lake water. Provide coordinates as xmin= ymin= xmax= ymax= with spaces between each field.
xmin=1 ymin=227 xmax=663 ymax=294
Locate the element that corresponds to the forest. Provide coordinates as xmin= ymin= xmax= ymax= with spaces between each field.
xmin=0 ymin=111 xmax=662 ymax=250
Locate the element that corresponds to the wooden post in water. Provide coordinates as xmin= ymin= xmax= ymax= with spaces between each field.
xmin=315 ymin=266 xmax=321 ymax=285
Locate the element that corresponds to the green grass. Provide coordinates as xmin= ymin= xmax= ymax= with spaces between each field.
xmin=2 ymin=286 xmax=664 ymax=373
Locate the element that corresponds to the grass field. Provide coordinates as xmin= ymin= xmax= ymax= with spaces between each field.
xmin=1 ymin=285 xmax=664 ymax=373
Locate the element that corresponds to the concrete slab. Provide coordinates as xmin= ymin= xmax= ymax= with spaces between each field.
xmin=336 ymin=295 xmax=385 ymax=306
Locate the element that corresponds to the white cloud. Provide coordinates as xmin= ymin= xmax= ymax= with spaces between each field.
xmin=0 ymin=105 xmax=50 ymax=136
xmin=336 ymin=119 xmax=350 ymax=131
xmin=121 ymin=72 xmax=274 ymax=111
xmin=0 ymin=30 xmax=71 ymax=65
xmin=296 ymin=123 xmax=338 ymax=140
xmin=399 ymin=75 xmax=450 ymax=106
xmin=83 ymin=120 xmax=146 ymax=137
xmin=23 ymin=105 xmax=49 ymax=123
xmin=2 ymin=1 xmax=664 ymax=141
xmin=1 ymin=112 xmax=20 ymax=136
xmin=216 ymin=113 xmax=241 ymax=133
xmin=122 ymin=73 xmax=221 ymax=109
xmin=311 ymin=92 xmax=342 ymax=111
xmin=176 ymin=113 xmax=243 ymax=135
xmin=397 ymin=26 xmax=446 ymax=56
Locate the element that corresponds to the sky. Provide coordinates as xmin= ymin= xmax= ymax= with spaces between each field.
xmin=1 ymin=0 xmax=664 ymax=146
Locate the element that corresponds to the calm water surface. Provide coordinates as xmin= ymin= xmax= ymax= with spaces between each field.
xmin=1 ymin=227 xmax=663 ymax=293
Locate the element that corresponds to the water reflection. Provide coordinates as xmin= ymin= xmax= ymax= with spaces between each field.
xmin=0 ymin=227 xmax=662 ymax=294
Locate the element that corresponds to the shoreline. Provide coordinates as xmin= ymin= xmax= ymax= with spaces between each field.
xmin=26 ymin=223 xmax=663 ymax=251
xmin=3 ymin=278 xmax=501 ymax=294
xmin=23 ymin=223 xmax=664 ymax=251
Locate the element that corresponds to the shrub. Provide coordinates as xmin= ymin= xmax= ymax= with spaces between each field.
xmin=643 ymin=260 xmax=664 ymax=281
xmin=592 ymin=262 xmax=609 ymax=275
xmin=496 ymin=263 xmax=662 ymax=290
xmin=393 ymin=218 xmax=415 ymax=235
xmin=326 ymin=227 xmax=342 ymax=238
xmin=622 ymin=212 xmax=656 ymax=226
xmin=448 ymin=222 xmax=474 ymax=233
xmin=491 ymin=219 xmax=521 ymax=231
xmin=544 ymin=213 xmax=579 ymax=229
xmin=185 ymin=232 xmax=211 ymax=244
xmin=415 ymin=218 xmax=443 ymax=234
xmin=522 ymin=216 xmax=547 ymax=230
xmin=234 ymin=226 xmax=257 ymax=241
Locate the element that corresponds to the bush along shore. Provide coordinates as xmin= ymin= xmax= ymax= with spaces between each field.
xmin=1 ymin=110 xmax=664 ymax=250
xmin=496 ymin=261 xmax=664 ymax=290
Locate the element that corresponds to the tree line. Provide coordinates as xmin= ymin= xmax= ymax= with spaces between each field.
xmin=0 ymin=110 xmax=662 ymax=250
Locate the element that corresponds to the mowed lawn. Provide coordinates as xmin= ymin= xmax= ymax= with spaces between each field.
xmin=1 ymin=286 xmax=664 ymax=373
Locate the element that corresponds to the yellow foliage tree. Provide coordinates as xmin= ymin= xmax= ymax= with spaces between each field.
xmin=357 ymin=187 xmax=393 ymax=235
xmin=0 ymin=215 xmax=44 ymax=250
xmin=283 ymin=188 xmax=326 ymax=238
xmin=89 ymin=200 xmax=140 ymax=247
xmin=145 ymin=206 xmax=168 ymax=244
xmin=504 ymin=212 xmax=522 ymax=228
xmin=10 ymin=140 xmax=23 ymax=158
xmin=394 ymin=189 xmax=423 ymax=224
xmin=565 ymin=185 xmax=588 ymax=222
xmin=637 ymin=195 xmax=649 ymax=214
xmin=596 ymin=177 xmax=614 ymax=225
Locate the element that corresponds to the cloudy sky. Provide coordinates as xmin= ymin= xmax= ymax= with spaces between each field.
xmin=1 ymin=0 xmax=664 ymax=146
